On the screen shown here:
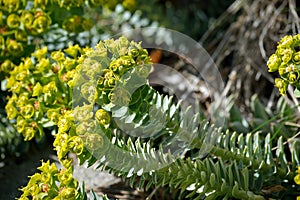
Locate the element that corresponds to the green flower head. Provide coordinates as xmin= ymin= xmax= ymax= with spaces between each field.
xmin=267 ymin=53 xmax=281 ymax=72
xmin=275 ymin=78 xmax=288 ymax=95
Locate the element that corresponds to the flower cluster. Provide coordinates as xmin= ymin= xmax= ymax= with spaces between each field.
xmin=5 ymin=44 xmax=84 ymax=141
xmin=6 ymin=36 xmax=153 ymax=198
xmin=0 ymin=0 xmax=132 ymax=66
xmin=267 ymin=34 xmax=300 ymax=95
xmin=0 ymin=0 xmax=52 ymax=60
xmin=19 ymin=160 xmax=79 ymax=200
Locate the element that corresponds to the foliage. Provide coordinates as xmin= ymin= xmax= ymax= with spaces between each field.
xmin=1 ymin=1 xmax=300 ymax=199
xmin=0 ymin=0 xmax=136 ymax=169
xmin=3 ymin=36 xmax=298 ymax=199
xmin=222 ymin=94 xmax=299 ymax=142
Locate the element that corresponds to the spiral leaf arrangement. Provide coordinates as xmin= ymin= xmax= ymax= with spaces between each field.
xmin=3 ymin=35 xmax=298 ymax=199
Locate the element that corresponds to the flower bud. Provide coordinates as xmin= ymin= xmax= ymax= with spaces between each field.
xmin=280 ymin=48 xmax=294 ymax=64
xmin=275 ymin=78 xmax=288 ymax=95
xmin=67 ymin=136 xmax=84 ymax=155
xmin=36 ymin=58 xmax=51 ymax=72
xmin=3 ymin=0 xmax=21 ymax=13
xmin=17 ymin=94 xmax=29 ymax=107
xmin=61 ymin=158 xmax=73 ymax=168
xmin=81 ymin=82 xmax=97 ymax=103
xmin=7 ymin=13 xmax=20 ymax=29
xmin=288 ymin=72 xmax=298 ymax=84
xmin=28 ymin=184 xmax=40 ymax=196
xmin=43 ymin=81 xmax=58 ymax=96
xmin=109 ymin=87 xmax=131 ymax=106
xmin=58 ymin=168 xmax=73 ymax=185
xmin=41 ymin=172 xmax=51 ymax=183
xmin=5 ymin=102 xmax=18 ymax=119
xmin=15 ymin=69 xmax=29 ymax=81
xmin=293 ymin=52 xmax=300 ymax=64
xmin=278 ymin=35 xmax=294 ymax=48
xmin=21 ymin=11 xmax=34 ymax=30
xmin=32 ymin=12 xmax=51 ymax=35
xmin=23 ymin=57 xmax=34 ymax=69
xmin=17 ymin=116 xmax=27 ymax=133
xmin=7 ymin=39 xmax=23 ymax=56
xmin=95 ymin=109 xmax=110 ymax=127
xmin=58 ymin=117 xmax=71 ymax=133
xmin=293 ymin=34 xmax=300 ymax=46
xmin=1 ymin=59 xmax=14 ymax=73
xmin=20 ymin=104 xmax=35 ymax=119
xmin=33 ymin=46 xmax=48 ymax=60
xmin=15 ymin=29 xmax=28 ymax=42
xmin=24 ymin=127 xmax=36 ymax=141
xmin=47 ymin=109 xmax=61 ymax=124
xmin=64 ymin=44 xmax=80 ymax=58
xmin=34 ymin=0 xmax=48 ymax=9
xmin=60 ymin=187 xmax=78 ymax=200
xmin=51 ymin=51 xmax=65 ymax=62
xmin=32 ymin=82 xmax=43 ymax=97
xmin=267 ymin=54 xmax=280 ymax=72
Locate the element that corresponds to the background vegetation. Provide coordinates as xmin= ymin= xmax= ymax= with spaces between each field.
xmin=0 ymin=0 xmax=300 ymax=199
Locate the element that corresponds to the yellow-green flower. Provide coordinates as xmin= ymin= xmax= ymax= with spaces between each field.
xmin=275 ymin=78 xmax=288 ymax=95
xmin=47 ymin=109 xmax=61 ymax=124
xmin=59 ymin=187 xmax=78 ymax=200
xmin=32 ymin=82 xmax=43 ymax=97
xmin=58 ymin=168 xmax=73 ymax=185
xmin=32 ymin=12 xmax=51 ymax=35
xmin=17 ymin=116 xmax=27 ymax=133
xmin=36 ymin=58 xmax=51 ymax=72
xmin=58 ymin=117 xmax=71 ymax=133
xmin=33 ymin=46 xmax=48 ymax=60
xmin=7 ymin=39 xmax=23 ymax=56
xmin=278 ymin=35 xmax=294 ymax=48
xmin=67 ymin=136 xmax=84 ymax=155
xmin=24 ymin=127 xmax=36 ymax=141
xmin=15 ymin=29 xmax=27 ymax=42
xmin=21 ymin=11 xmax=34 ymax=30
xmin=37 ymin=160 xmax=58 ymax=174
xmin=267 ymin=53 xmax=281 ymax=72
xmin=64 ymin=44 xmax=81 ymax=58
xmin=1 ymin=59 xmax=14 ymax=73
xmin=3 ymin=0 xmax=21 ymax=13
xmin=288 ymin=72 xmax=298 ymax=84
xmin=51 ymin=51 xmax=65 ymax=62
xmin=34 ymin=0 xmax=49 ymax=9
xmin=20 ymin=104 xmax=35 ymax=119
xmin=281 ymin=48 xmax=294 ymax=64
xmin=95 ymin=109 xmax=110 ymax=127
xmin=5 ymin=102 xmax=18 ymax=119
